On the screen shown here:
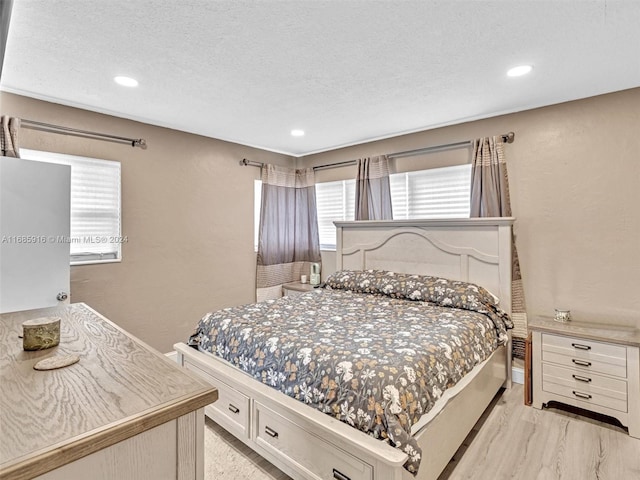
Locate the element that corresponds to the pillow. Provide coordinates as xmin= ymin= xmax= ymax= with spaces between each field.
xmin=401 ymin=274 xmax=498 ymax=310
xmin=324 ymin=269 xmax=385 ymax=294
xmin=324 ymin=269 xmax=513 ymax=342
xmin=325 ymin=269 xmax=499 ymax=308
xmin=486 ymin=290 xmax=500 ymax=306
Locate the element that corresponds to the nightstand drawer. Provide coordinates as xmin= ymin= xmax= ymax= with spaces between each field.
xmin=542 ymin=333 xmax=627 ymax=362
xmin=282 ymin=288 xmax=305 ymax=297
xmin=542 ymin=381 xmax=628 ymax=413
xmin=542 ymin=363 xmax=627 ymax=400
xmin=282 ymin=282 xmax=317 ymax=297
xmin=542 ymin=350 xmax=627 ymax=378
xmin=541 ymin=333 xmax=627 ymax=378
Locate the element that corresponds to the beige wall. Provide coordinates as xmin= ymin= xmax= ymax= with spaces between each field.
xmin=1 ymin=92 xmax=294 ymax=352
xmin=3 ymin=87 xmax=638 ymax=350
xmin=300 ymin=88 xmax=640 ymax=329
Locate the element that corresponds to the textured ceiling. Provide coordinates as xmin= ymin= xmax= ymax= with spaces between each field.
xmin=2 ymin=1 xmax=640 ymax=156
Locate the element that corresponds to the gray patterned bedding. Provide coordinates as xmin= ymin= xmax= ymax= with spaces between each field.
xmin=189 ymin=270 xmax=513 ymax=475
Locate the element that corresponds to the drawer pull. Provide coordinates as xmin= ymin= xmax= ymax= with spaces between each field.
xmin=228 ymin=404 xmax=240 ymax=414
xmin=572 ymin=343 xmax=591 ymax=351
xmin=333 ymin=469 xmax=351 ymax=480
xmin=572 ymin=359 xmax=592 ymax=367
xmin=572 ymin=391 xmax=592 ymax=400
xmin=572 ymin=374 xmax=592 ymax=383
xmin=264 ymin=426 xmax=279 ymax=438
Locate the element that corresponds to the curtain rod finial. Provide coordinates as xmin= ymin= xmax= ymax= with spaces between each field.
xmin=503 ymin=132 xmax=515 ymax=143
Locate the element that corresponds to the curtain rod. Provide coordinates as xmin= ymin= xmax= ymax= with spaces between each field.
xmin=20 ymin=119 xmax=148 ymax=149
xmin=240 ymin=131 xmax=515 ymax=170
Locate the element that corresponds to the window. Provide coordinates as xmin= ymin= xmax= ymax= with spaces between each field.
xmin=254 ymin=164 xmax=471 ymax=252
xmin=20 ymin=149 xmax=122 ymax=265
xmin=314 ymin=164 xmax=472 ymax=250
xmin=254 ymin=178 xmax=356 ymax=251
xmin=315 ymin=179 xmax=355 ymax=250
xmin=390 ymin=164 xmax=472 ymax=219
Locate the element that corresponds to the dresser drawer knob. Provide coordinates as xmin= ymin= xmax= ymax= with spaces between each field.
xmin=333 ymin=469 xmax=351 ymax=480
xmin=572 ymin=343 xmax=591 ymax=351
xmin=572 ymin=374 xmax=592 ymax=383
xmin=264 ymin=426 xmax=279 ymax=438
xmin=572 ymin=391 xmax=592 ymax=400
xmin=228 ymin=404 xmax=240 ymax=414
xmin=572 ymin=359 xmax=592 ymax=367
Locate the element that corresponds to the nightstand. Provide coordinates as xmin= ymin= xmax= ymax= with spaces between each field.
xmin=530 ymin=316 xmax=640 ymax=438
xmin=282 ymin=281 xmax=317 ymax=297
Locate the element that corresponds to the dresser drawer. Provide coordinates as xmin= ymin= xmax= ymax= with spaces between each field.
xmin=185 ymin=361 xmax=250 ymax=438
xmin=255 ymin=401 xmax=373 ymax=480
xmin=541 ymin=333 xmax=627 ymax=378
xmin=542 ymin=363 xmax=627 ymax=403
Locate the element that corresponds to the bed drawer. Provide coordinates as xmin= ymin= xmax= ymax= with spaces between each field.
xmin=254 ymin=401 xmax=373 ymax=480
xmin=184 ymin=361 xmax=250 ymax=438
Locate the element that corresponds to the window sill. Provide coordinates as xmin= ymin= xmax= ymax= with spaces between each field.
xmin=71 ymin=258 xmax=122 ymax=267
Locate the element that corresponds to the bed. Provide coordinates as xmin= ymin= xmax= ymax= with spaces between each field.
xmin=174 ymin=218 xmax=514 ymax=480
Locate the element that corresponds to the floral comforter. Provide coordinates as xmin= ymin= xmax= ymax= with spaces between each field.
xmin=189 ymin=270 xmax=513 ymax=475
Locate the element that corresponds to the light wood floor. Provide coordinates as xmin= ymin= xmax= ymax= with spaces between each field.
xmin=204 ymin=384 xmax=640 ymax=480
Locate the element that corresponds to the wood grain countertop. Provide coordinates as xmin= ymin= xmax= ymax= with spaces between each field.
xmin=529 ymin=316 xmax=640 ymax=347
xmin=0 ymin=303 xmax=217 ymax=479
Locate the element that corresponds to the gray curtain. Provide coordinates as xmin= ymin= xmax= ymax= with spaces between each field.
xmin=470 ymin=136 xmax=527 ymax=358
xmin=0 ymin=116 xmax=20 ymax=157
xmin=256 ymin=164 xmax=321 ymax=302
xmin=355 ymin=155 xmax=393 ymax=220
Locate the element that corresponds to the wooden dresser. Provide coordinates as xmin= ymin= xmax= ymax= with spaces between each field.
xmin=0 ymin=303 xmax=217 ymax=480
xmin=530 ymin=316 xmax=640 ymax=438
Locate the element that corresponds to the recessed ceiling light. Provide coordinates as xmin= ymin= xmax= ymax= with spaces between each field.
xmin=291 ymin=129 xmax=305 ymax=137
xmin=114 ymin=76 xmax=139 ymax=87
xmin=507 ymin=65 xmax=533 ymax=77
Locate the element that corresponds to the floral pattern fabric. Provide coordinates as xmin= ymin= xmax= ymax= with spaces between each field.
xmin=324 ymin=270 xmax=513 ymax=343
xmin=190 ymin=271 xmax=512 ymax=475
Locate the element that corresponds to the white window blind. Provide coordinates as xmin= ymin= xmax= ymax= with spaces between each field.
xmin=390 ymin=164 xmax=472 ymax=219
xmin=20 ymin=149 xmax=122 ymax=265
xmin=313 ymin=164 xmax=471 ymax=250
xmin=315 ymin=179 xmax=355 ymax=250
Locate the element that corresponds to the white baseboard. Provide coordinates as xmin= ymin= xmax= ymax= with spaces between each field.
xmin=512 ymin=366 xmax=524 ymax=385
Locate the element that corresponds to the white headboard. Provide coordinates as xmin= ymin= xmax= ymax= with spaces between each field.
xmin=335 ymin=218 xmax=514 ymax=315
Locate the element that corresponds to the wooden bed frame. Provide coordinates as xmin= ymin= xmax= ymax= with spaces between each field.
xmin=174 ymin=218 xmax=514 ymax=480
